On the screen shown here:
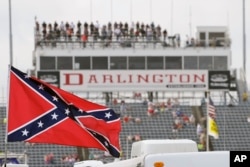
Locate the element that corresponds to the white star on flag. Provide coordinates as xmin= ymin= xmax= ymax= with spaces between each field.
xmin=65 ymin=108 xmax=70 ymax=115
xmin=22 ymin=129 xmax=29 ymax=136
xmin=37 ymin=120 xmax=44 ymax=128
xmin=52 ymin=96 xmax=58 ymax=102
xmin=105 ymin=112 xmax=112 ymax=119
xmin=51 ymin=112 xmax=58 ymax=120
xmin=39 ymin=84 xmax=44 ymax=90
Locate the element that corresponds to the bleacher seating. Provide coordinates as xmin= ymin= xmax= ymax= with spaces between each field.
xmin=1 ymin=97 xmax=250 ymax=166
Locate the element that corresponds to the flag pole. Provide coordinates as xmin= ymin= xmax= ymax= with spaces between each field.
xmin=5 ymin=0 xmax=13 ymax=164
xmin=206 ymin=91 xmax=210 ymax=151
xmin=9 ymin=0 xmax=13 ymax=66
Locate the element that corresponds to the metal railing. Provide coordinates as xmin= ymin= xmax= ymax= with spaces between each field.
xmin=34 ymin=33 xmax=231 ymax=50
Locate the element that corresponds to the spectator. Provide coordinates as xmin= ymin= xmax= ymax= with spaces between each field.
xmin=242 ymin=92 xmax=248 ymax=101
xmin=174 ymin=118 xmax=183 ymax=129
xmin=123 ymin=115 xmax=130 ymax=123
xmin=147 ymin=102 xmax=155 ymax=117
xmin=166 ymin=98 xmax=172 ymax=110
xmin=127 ymin=135 xmax=133 ymax=142
xmin=90 ymin=22 xmax=94 ymax=35
xmin=70 ymin=22 xmax=75 ymax=34
xmin=114 ymin=26 xmax=121 ymax=41
xmin=197 ymin=140 xmax=206 ymax=151
xmin=133 ymin=92 xmax=142 ymax=99
xmin=44 ymin=152 xmax=54 ymax=164
xmin=113 ymin=98 xmax=118 ymax=105
xmin=162 ymin=29 xmax=167 ymax=43
xmin=60 ymin=21 xmax=65 ymax=32
xmin=175 ymin=33 xmax=181 ymax=47
xmin=172 ymin=122 xmax=178 ymax=133
xmin=101 ymin=25 xmax=107 ymax=41
xmin=247 ymin=116 xmax=250 ymax=123
xmin=182 ymin=114 xmax=190 ymax=125
xmin=146 ymin=25 xmax=152 ymax=41
xmin=190 ymin=37 xmax=195 ymax=46
xmin=41 ymin=21 xmax=47 ymax=39
xmin=35 ymin=21 xmax=40 ymax=34
xmin=77 ymin=21 xmax=82 ymax=32
xmin=107 ymin=25 xmax=113 ymax=46
xmin=156 ymin=25 xmax=161 ymax=41
xmin=175 ymin=108 xmax=183 ymax=117
xmin=159 ymin=102 xmax=166 ymax=112
xmin=65 ymin=21 xmax=70 ymax=31
xmin=185 ymin=35 xmax=190 ymax=47
xmin=173 ymin=98 xmax=180 ymax=107
xmin=134 ymin=135 xmax=141 ymax=141
xmin=120 ymin=100 xmax=129 ymax=115
xmin=134 ymin=117 xmax=141 ymax=124
xmin=189 ymin=114 xmax=195 ymax=124
xmin=54 ymin=21 xmax=58 ymax=31
xmin=196 ymin=123 xmax=203 ymax=137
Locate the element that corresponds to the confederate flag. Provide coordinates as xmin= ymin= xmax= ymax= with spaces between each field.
xmin=7 ymin=66 xmax=121 ymax=158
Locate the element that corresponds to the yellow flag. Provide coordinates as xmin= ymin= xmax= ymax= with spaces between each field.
xmin=208 ymin=116 xmax=219 ymax=139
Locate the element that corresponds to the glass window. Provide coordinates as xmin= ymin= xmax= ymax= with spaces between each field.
xmin=110 ymin=56 xmax=127 ymax=69
xmin=92 ymin=57 xmax=108 ymax=69
xmin=199 ymin=32 xmax=206 ymax=46
xmin=199 ymin=32 xmax=206 ymax=40
xmin=209 ymin=32 xmax=225 ymax=39
xmin=75 ymin=56 xmax=91 ymax=69
xmin=184 ymin=56 xmax=198 ymax=69
xmin=165 ymin=56 xmax=182 ymax=69
xmin=199 ymin=56 xmax=213 ymax=69
xmin=40 ymin=56 xmax=56 ymax=70
xmin=57 ymin=56 xmax=73 ymax=69
xmin=147 ymin=56 xmax=164 ymax=69
xmin=214 ymin=56 xmax=227 ymax=70
xmin=129 ymin=56 xmax=145 ymax=69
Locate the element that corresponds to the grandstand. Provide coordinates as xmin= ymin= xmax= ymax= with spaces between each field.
xmin=0 ymin=20 xmax=249 ymax=166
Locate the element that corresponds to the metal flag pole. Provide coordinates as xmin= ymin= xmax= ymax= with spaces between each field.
xmin=5 ymin=0 xmax=13 ymax=164
xmin=9 ymin=0 xmax=13 ymax=66
xmin=206 ymin=91 xmax=210 ymax=151
xmin=242 ymin=0 xmax=247 ymax=91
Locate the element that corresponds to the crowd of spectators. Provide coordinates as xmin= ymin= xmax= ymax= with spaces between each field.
xmin=35 ymin=20 xmax=191 ymax=48
xmin=61 ymin=153 xmax=79 ymax=164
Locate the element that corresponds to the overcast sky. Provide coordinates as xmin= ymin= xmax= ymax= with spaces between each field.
xmin=0 ymin=0 xmax=249 ymax=102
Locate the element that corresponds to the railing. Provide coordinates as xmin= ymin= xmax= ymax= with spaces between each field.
xmin=34 ymin=33 xmax=231 ymax=50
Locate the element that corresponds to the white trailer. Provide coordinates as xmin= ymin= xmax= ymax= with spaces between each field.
xmin=74 ymin=139 xmax=198 ymax=167
xmin=144 ymin=151 xmax=229 ymax=167
xmin=98 ymin=151 xmax=229 ymax=167
xmin=130 ymin=139 xmax=198 ymax=158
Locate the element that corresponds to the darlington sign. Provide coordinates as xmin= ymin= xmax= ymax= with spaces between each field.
xmin=59 ymin=70 xmax=208 ymax=92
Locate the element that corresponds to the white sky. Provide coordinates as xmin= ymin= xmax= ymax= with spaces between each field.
xmin=0 ymin=0 xmax=249 ymax=101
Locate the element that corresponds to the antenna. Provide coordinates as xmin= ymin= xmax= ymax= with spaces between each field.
xmin=111 ymin=0 xmax=113 ymax=23
xmin=150 ymin=0 xmax=152 ymax=23
xmin=130 ymin=0 xmax=133 ymax=24
xmin=170 ymin=0 xmax=173 ymax=35
xmin=90 ymin=0 xmax=92 ymax=22
xmin=189 ymin=5 xmax=192 ymax=37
